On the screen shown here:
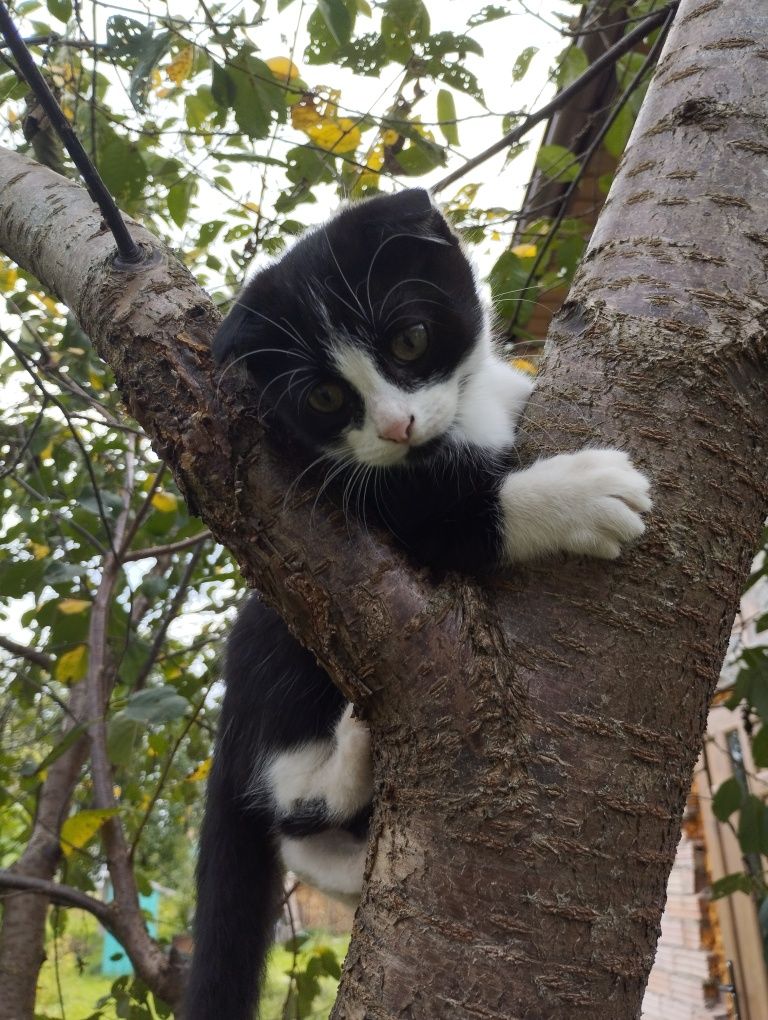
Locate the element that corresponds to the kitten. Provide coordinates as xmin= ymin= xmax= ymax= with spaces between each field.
xmin=184 ymin=189 xmax=651 ymax=1019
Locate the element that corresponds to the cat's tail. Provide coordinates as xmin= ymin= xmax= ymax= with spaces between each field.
xmin=183 ymin=758 xmax=282 ymax=1020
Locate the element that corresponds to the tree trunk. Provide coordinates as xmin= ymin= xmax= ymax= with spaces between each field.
xmin=0 ymin=687 xmax=89 ymax=1020
xmin=0 ymin=0 xmax=766 ymax=1016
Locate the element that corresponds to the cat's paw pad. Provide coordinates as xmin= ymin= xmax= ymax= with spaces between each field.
xmin=557 ymin=449 xmax=651 ymax=559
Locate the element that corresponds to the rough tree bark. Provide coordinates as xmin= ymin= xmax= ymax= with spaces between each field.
xmin=0 ymin=0 xmax=766 ymax=1017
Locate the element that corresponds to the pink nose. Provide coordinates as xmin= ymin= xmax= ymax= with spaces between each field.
xmin=378 ymin=416 xmax=414 ymax=444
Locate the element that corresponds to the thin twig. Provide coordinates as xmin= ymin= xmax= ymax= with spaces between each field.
xmin=509 ymin=5 xmax=676 ymax=335
xmin=0 ymin=870 xmax=114 ymax=926
xmin=432 ymin=2 xmax=678 ymax=193
xmin=0 ymin=635 xmax=53 ymax=670
xmin=122 ymin=530 xmax=212 ymax=562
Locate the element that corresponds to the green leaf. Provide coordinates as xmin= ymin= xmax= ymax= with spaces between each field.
xmin=318 ymin=0 xmax=354 ymax=46
xmin=98 ymin=129 xmax=147 ymax=203
xmin=436 ymin=89 xmax=458 ymax=146
xmin=227 ymin=50 xmax=284 ymax=139
xmin=394 ymin=135 xmax=446 ymax=176
xmin=712 ymin=776 xmax=744 ymax=821
xmin=47 ymin=0 xmax=72 ymax=22
xmin=556 ymin=46 xmax=589 ymax=89
xmin=381 ymin=0 xmax=430 ymax=61
xmin=535 ymin=143 xmax=580 ymax=183
xmin=752 ymin=726 xmax=768 ymax=767
xmin=738 ymin=794 xmax=768 ymax=855
xmin=167 ymin=179 xmax=195 ymax=228
xmin=488 ymin=251 xmax=536 ymax=326
xmin=603 ymin=104 xmax=635 ymax=159
xmin=512 ymin=46 xmax=537 ymax=83
xmin=122 ymin=686 xmax=189 ymax=724
xmin=468 ymin=5 xmax=509 ymax=28
xmin=710 ymin=873 xmax=754 ymax=899
xmin=108 ymin=714 xmax=143 ymax=766
xmin=211 ymin=61 xmax=236 ymax=110
xmin=129 ymin=31 xmax=172 ymax=112
xmin=0 ymin=558 xmax=46 ymax=598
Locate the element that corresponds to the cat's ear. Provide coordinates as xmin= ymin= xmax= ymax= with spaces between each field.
xmin=212 ymin=304 xmax=252 ymax=364
xmin=362 ymin=188 xmax=456 ymax=244
xmin=211 ymin=272 xmax=274 ymax=364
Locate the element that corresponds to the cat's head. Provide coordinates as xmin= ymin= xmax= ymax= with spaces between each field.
xmin=213 ymin=189 xmax=486 ymax=468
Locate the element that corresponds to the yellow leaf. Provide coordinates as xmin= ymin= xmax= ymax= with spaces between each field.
xmin=89 ymin=370 xmax=104 ymax=391
xmin=365 ymin=145 xmax=385 ymax=172
xmin=7 ymin=108 xmax=17 ymax=124
xmin=42 ymin=296 xmax=59 ymax=314
xmin=305 ymin=117 xmax=361 ymax=154
xmin=166 ymin=46 xmax=194 ymax=86
xmin=58 ymin=599 xmax=91 ymax=615
xmin=60 ymin=808 xmax=118 ymax=857
xmin=243 ymin=201 xmax=260 ymax=213
xmin=381 ymin=129 xmax=398 ymax=147
xmin=0 ymin=266 xmax=18 ymax=291
xmin=266 ymin=56 xmax=300 ymax=81
xmin=511 ymin=243 xmax=538 ymax=259
xmin=29 ymin=541 xmax=50 ymax=560
xmin=186 ymin=758 xmax=212 ymax=782
xmin=511 ymin=358 xmax=538 ymax=375
xmin=151 ymin=491 xmax=178 ymax=513
xmin=55 ymin=645 xmax=88 ymax=685
xmin=39 ymin=441 xmax=54 ymax=460
xmin=291 ymin=102 xmax=322 ymax=131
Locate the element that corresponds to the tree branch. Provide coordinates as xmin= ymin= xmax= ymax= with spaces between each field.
xmin=0 ymin=636 xmax=52 ymax=671
xmin=0 ymin=870 xmax=113 ymax=927
xmin=121 ymin=531 xmax=212 ymax=561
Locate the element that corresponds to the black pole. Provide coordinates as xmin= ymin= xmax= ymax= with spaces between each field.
xmin=0 ymin=0 xmax=143 ymax=265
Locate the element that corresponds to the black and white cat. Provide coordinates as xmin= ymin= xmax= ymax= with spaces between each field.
xmin=184 ymin=189 xmax=651 ymax=1019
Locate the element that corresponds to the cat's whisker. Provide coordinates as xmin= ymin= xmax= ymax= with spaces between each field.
xmin=365 ymin=230 xmax=453 ymax=322
xmin=282 ymin=451 xmax=337 ymax=511
xmin=379 ymin=296 xmax=446 ymax=330
xmin=322 ymin=230 xmax=370 ymax=323
xmin=377 ymin=276 xmax=451 ymax=322
xmin=324 ymin=279 xmax=370 ymax=325
xmin=232 ymin=300 xmax=313 ymax=352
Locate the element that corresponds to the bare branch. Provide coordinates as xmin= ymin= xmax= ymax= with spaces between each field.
xmin=121 ymin=530 xmax=212 ymax=562
xmin=0 ymin=870 xmax=113 ymax=926
xmin=0 ymin=636 xmax=52 ymax=671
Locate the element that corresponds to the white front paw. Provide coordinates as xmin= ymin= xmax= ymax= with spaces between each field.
xmin=501 ymin=449 xmax=652 ymax=562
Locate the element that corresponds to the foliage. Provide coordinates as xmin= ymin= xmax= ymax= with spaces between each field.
xmin=0 ymin=0 xmax=688 ymax=1017
xmin=709 ymin=526 xmax=768 ymax=960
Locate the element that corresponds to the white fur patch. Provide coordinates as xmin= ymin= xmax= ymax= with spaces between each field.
xmin=266 ymin=703 xmax=373 ymax=820
xmin=280 ymin=829 xmax=367 ymax=902
xmin=452 ymin=336 xmax=534 ymax=451
xmin=331 ymin=343 xmax=461 ymax=467
xmin=499 ymin=449 xmax=652 ymax=561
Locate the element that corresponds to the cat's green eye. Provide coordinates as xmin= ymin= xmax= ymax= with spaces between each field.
xmin=307 ymin=381 xmax=346 ymax=414
xmin=390 ymin=323 xmax=429 ymax=363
